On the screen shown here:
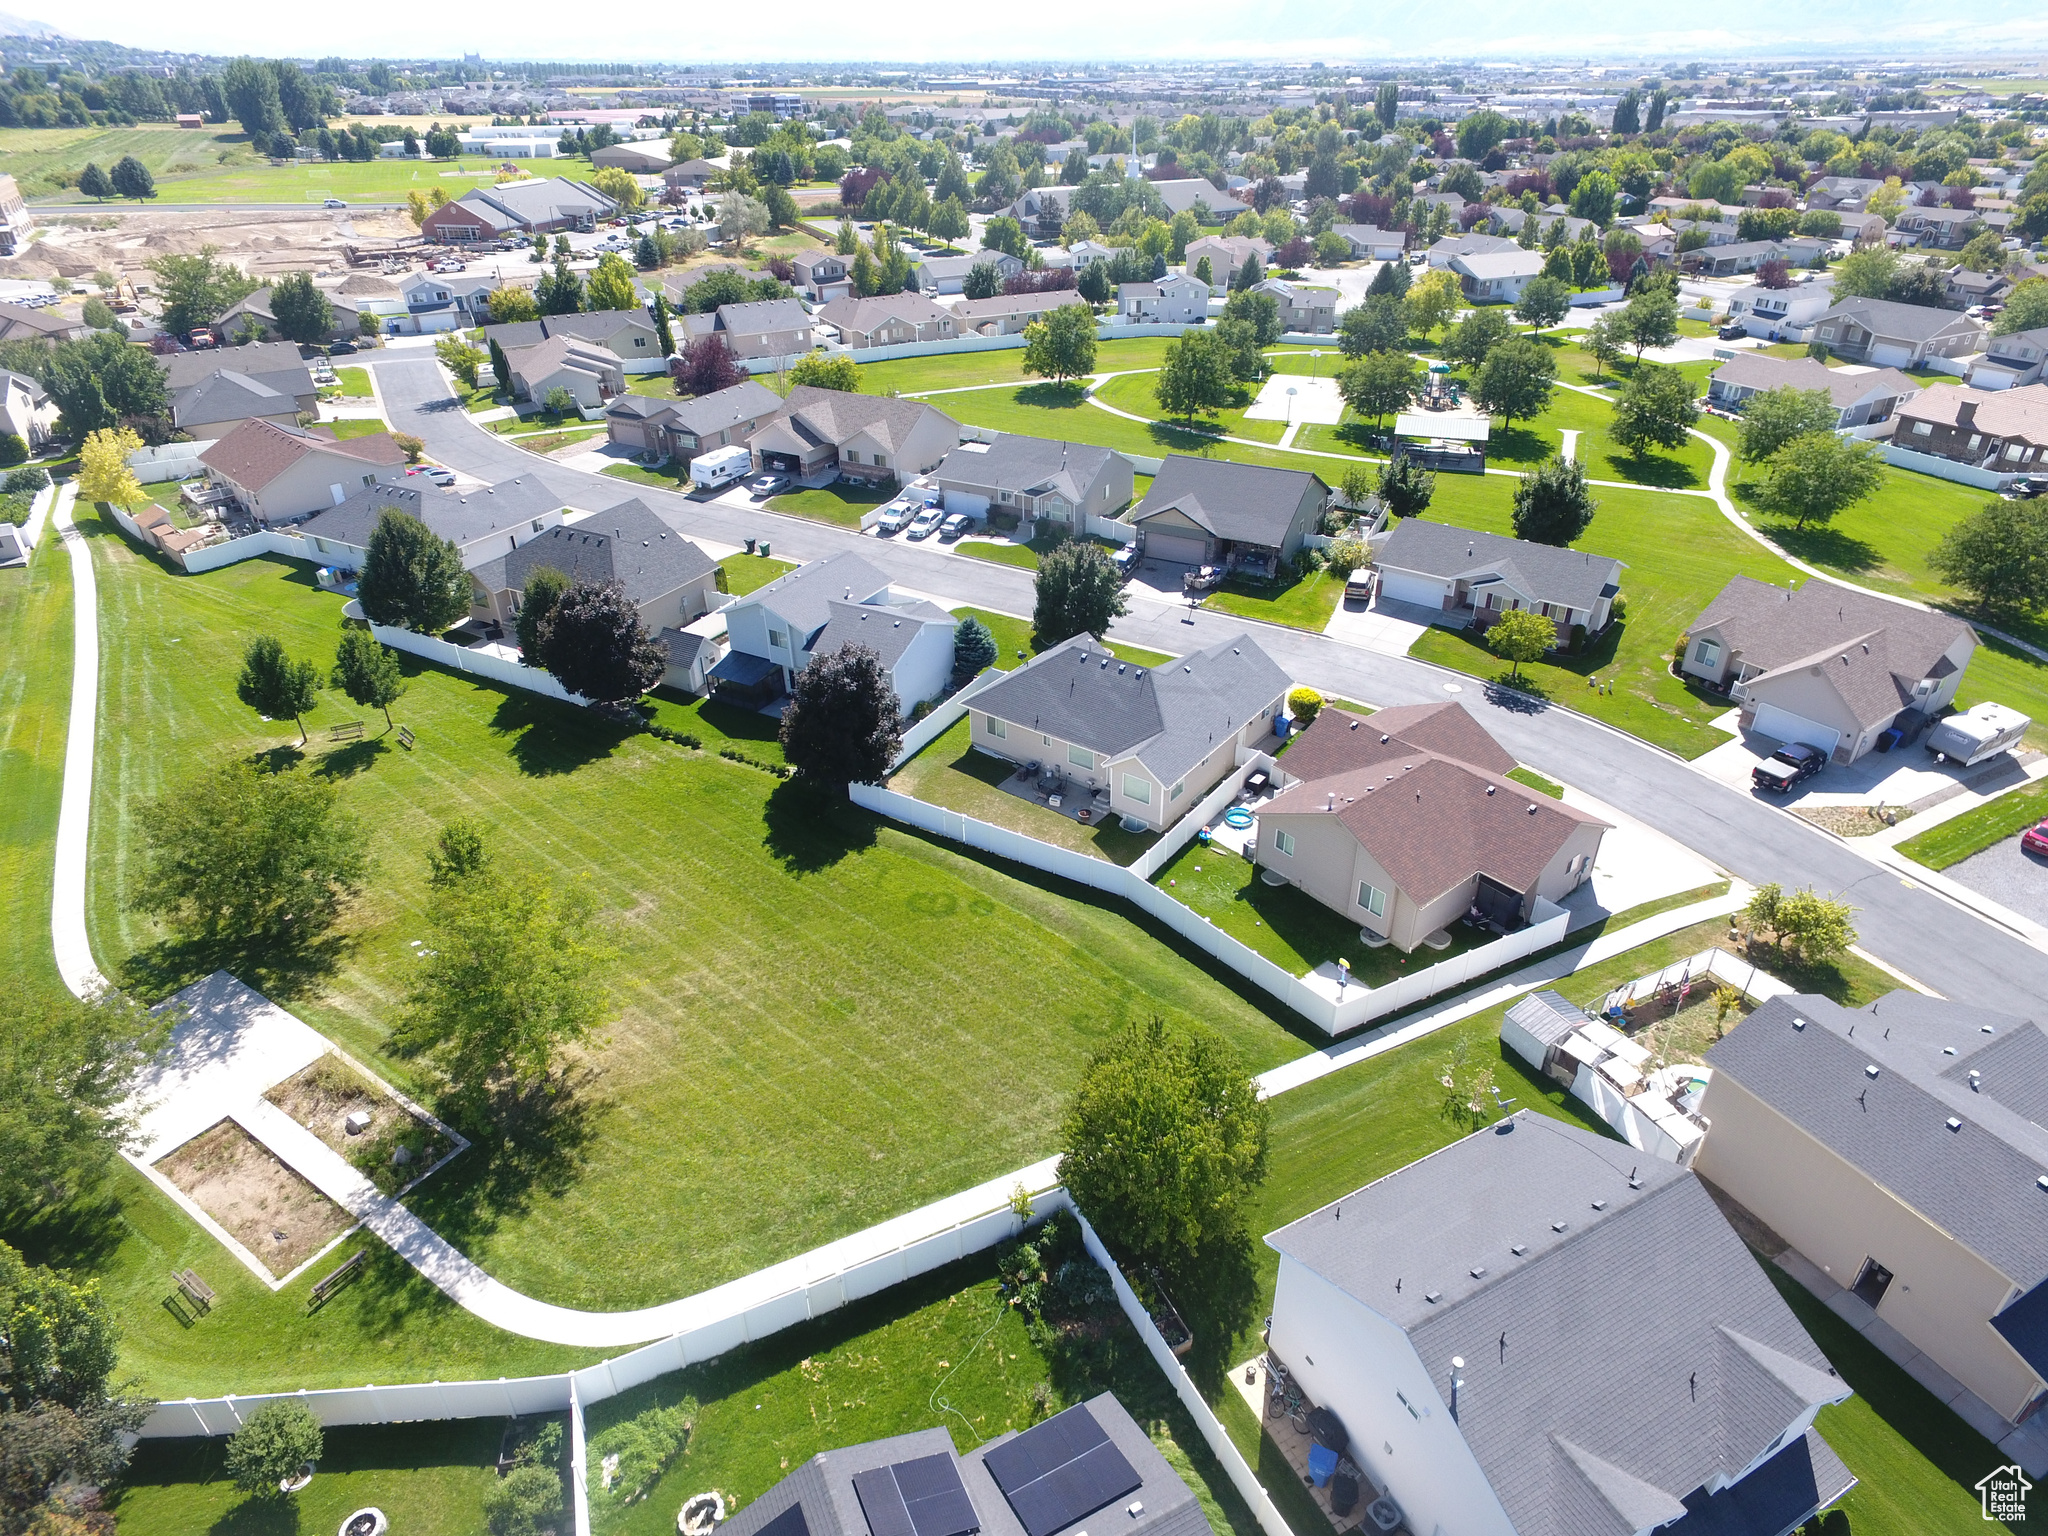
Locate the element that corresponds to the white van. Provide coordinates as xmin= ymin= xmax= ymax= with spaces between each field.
xmin=690 ymin=445 xmax=754 ymax=492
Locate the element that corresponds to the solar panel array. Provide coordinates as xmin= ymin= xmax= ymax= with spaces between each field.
xmin=854 ymin=1452 xmax=981 ymax=1536
xmin=982 ymin=1405 xmax=1143 ymax=1536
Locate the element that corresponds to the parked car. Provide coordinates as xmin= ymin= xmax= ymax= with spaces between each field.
xmin=906 ymin=506 xmax=946 ymax=540
xmin=1344 ymin=567 xmax=1374 ymax=606
xmin=431 ymin=259 xmax=465 ymax=273
xmin=411 ymin=466 xmax=457 ymax=487
xmin=323 ymin=197 xmax=348 ymax=209
xmin=939 ymin=512 xmax=973 ymax=541
xmin=747 ymin=473 xmax=790 ymax=499
xmin=2022 ymin=819 xmax=2048 ymax=858
xmin=872 ymin=496 xmax=922 ymax=535
xmin=1751 ymin=742 xmax=1826 ymax=793
xmin=1717 ymin=323 xmax=1748 ymax=340
xmin=328 ymin=340 xmax=359 ymax=355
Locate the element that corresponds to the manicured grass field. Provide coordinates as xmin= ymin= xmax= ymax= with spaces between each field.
xmin=0 ymin=532 xmax=69 ymax=1004
xmin=952 ymin=606 xmax=1173 ymax=671
xmin=1508 ymin=765 xmax=1565 ymax=798
xmin=767 ymin=479 xmax=895 ymax=527
xmin=715 ymin=551 xmax=798 ymax=595
xmin=602 ymin=460 xmax=694 ymax=493
xmin=1091 ymin=371 xmax=1290 ymax=445
xmin=326 ymin=416 xmax=391 ymax=440
xmin=1202 ymin=566 xmax=1344 ymax=632
xmin=1896 ymin=776 xmax=2048 ymax=870
xmin=866 ymin=337 xmax=1187 ymax=397
xmin=78 ymin=524 xmax=1313 ymax=1338
xmin=328 ymin=366 xmax=373 ymax=398
xmin=956 ymin=537 xmax=1041 ymax=569
xmin=1406 ymin=483 xmax=1806 ymax=756
xmin=39 ymin=150 xmax=511 ymax=206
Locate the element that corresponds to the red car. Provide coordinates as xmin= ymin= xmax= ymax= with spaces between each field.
xmin=2022 ymin=819 xmax=2048 ymax=858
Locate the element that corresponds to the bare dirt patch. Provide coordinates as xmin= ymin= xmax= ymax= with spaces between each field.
xmin=1792 ymin=804 xmax=1901 ymax=838
xmin=156 ymin=1120 xmax=355 ymax=1279
xmin=264 ymin=1053 xmax=454 ymax=1195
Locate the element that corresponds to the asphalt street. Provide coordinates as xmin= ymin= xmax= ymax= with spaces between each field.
xmin=372 ymin=354 xmax=2048 ymax=1016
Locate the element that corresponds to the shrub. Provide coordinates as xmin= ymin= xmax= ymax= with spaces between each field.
xmin=224 ymin=1401 xmax=323 ymax=1497
xmin=1286 ymin=685 xmax=1325 ymax=724
xmin=391 ymin=432 xmax=424 ymax=463
xmin=0 ymin=432 xmax=26 ymax=467
xmin=485 ymin=1464 xmax=564 ymax=1536
xmin=5 ymin=465 xmax=49 ymax=493
xmin=589 ymin=1399 xmax=697 ymax=1505
xmin=1322 ymin=538 xmax=1367 ymax=576
xmin=541 ymin=385 xmax=579 ymax=417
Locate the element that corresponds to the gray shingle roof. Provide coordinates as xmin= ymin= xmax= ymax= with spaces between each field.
xmin=471 ymin=500 xmax=714 ymax=606
xmin=969 ymin=631 xmax=1289 ymax=788
xmin=1268 ymin=1113 xmax=1849 ymax=1536
xmin=757 ymin=387 xmax=956 ymax=458
xmin=171 ymin=369 xmax=291 ymax=426
xmin=1377 ymin=520 xmax=1625 ymax=613
xmin=1130 ymin=455 xmax=1324 ymax=549
xmin=1706 ymin=991 xmax=2048 ymax=1286
xmin=744 ymin=550 xmax=892 ymax=638
xmin=1506 ymin=989 xmax=1595 ymax=1053
xmin=160 ymin=340 xmax=313 ymax=397
xmin=1707 ymin=354 xmax=1919 ymax=410
xmin=607 ymin=378 xmax=782 ymax=436
xmin=933 ymin=435 xmax=1121 ymax=504
xmin=807 ymin=597 xmax=954 ymax=668
xmin=1818 ymin=295 xmax=1984 ymax=346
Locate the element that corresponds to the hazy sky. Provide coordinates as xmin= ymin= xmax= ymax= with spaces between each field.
xmin=38 ymin=0 xmax=2048 ymax=63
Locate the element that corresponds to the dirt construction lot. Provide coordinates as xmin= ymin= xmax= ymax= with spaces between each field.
xmin=155 ymin=1119 xmax=356 ymax=1278
xmin=0 ymin=205 xmax=418 ymax=287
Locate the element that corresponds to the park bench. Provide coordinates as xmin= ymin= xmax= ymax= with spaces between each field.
xmin=174 ymin=1268 xmax=214 ymax=1312
xmin=330 ymin=720 xmax=364 ymax=742
xmin=396 ymin=725 xmax=415 ymax=750
xmin=308 ymin=1250 xmax=367 ymax=1311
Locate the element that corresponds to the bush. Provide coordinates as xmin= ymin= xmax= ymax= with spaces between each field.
xmin=541 ymin=385 xmax=579 ymax=416
xmin=485 ymin=1464 xmax=564 ymax=1536
xmin=0 ymin=432 xmax=26 ymax=467
xmin=1287 ymin=685 xmax=1325 ymax=724
xmin=1322 ymin=538 xmax=1367 ymax=576
xmin=643 ymin=723 xmax=703 ymax=749
xmin=391 ymin=432 xmax=424 ymax=463
xmin=5 ymin=465 xmax=49 ymax=493
xmin=588 ymin=1399 xmax=696 ymax=1505
xmin=1570 ymin=622 xmax=1586 ymax=653
xmin=224 ymin=1401 xmax=323 ymax=1498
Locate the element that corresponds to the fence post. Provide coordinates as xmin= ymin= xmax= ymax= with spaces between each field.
xmin=569 ymin=1376 xmax=591 ymax=1536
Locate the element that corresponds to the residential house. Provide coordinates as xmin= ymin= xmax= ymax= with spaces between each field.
xmin=420 ymin=176 xmax=619 ymax=241
xmin=662 ymin=159 xmax=720 ymax=194
xmin=714 ymin=1395 xmax=1204 ymax=1536
xmin=1007 ymin=184 xmax=1076 ymax=236
xmin=485 ymin=309 xmax=664 ymax=371
xmin=951 ymin=289 xmax=1090 ymax=337
xmin=159 ymin=340 xmax=318 ymax=419
xmin=391 ymin=271 xmax=523 ymax=335
xmin=1647 ymin=195 xmax=1744 ymax=225
xmin=294 ymin=475 xmax=569 ymax=573
xmin=1329 ymin=223 xmax=1407 ymax=261
xmin=817 ymin=292 xmax=959 ymax=350
xmin=965 ymin=631 xmax=1289 ymax=832
xmin=1373 ymin=520 xmax=1624 ymax=641
xmin=126 ymin=504 xmax=217 ymax=568
xmin=168 ymin=370 xmax=306 ymax=439
xmin=0 ymin=368 xmax=56 ymax=449
xmin=0 ymin=174 xmax=30 ymax=256
xmin=1117 ymin=273 xmax=1209 ymax=325
xmin=1130 ymin=455 xmax=1328 ymax=570
xmin=1253 ymin=277 xmax=1337 ymax=333
xmin=676 ymin=298 xmax=813 ymax=362
xmin=1805 ymin=176 xmax=1885 ymax=211
xmin=1705 ymin=354 xmax=1919 ymax=429
xmin=0 ymin=302 xmax=87 ymax=343
xmin=746 ymin=385 xmax=961 ymax=485
xmin=790 ymin=249 xmax=853 ymax=303
xmin=1065 ymin=239 xmax=1118 ymax=270
xmin=1486 ymin=207 xmax=1593 ymax=245
xmin=910 ymin=249 xmax=1023 ymax=296
xmin=1449 ymin=248 xmax=1545 ymax=304
xmin=1425 ymin=230 xmax=1521 ymax=270
xmin=715 ymin=549 xmax=955 ymax=712
xmin=590 ymin=141 xmax=671 ymax=174
xmin=656 ymin=613 xmax=726 ymax=695
xmin=1892 ymin=204 xmax=2003 ymax=250
xmin=1183 ymin=234 xmax=1273 ymax=283
xmin=1148 ymin=177 xmax=1224 ymax=220
xmin=1683 ymin=238 xmax=1801 ymax=277
xmin=1255 ymin=702 xmax=1607 ymax=946
xmin=214 ymin=285 xmax=361 ymax=344
xmin=468 ymin=499 xmax=721 ymax=636
xmin=604 ymin=378 xmax=781 ymax=463
xmin=1679 ymin=574 xmax=1977 ymax=762
xmin=197 ymin=419 xmax=410 ymax=524
xmin=931 ymin=435 xmax=1134 ymax=528
xmin=500 ymin=335 xmax=624 ymax=408
xmin=1700 ymin=992 xmax=2048 ymax=1448
xmin=1967 ymin=327 xmax=2048 ymax=391
xmin=1266 ymin=1112 xmax=1856 ymax=1536
xmin=1893 ymin=383 xmax=2048 ymax=472
xmin=1723 ymin=276 xmax=1839 ymax=339
xmin=1808 ymin=296 xmax=1985 ymax=368
xmin=1946 ymin=268 xmax=2011 ymax=310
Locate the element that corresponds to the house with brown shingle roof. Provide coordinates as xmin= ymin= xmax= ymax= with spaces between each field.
xmin=817 ymin=291 xmax=958 ymax=349
xmin=1705 ymin=354 xmax=1919 ymax=429
xmin=1679 ymin=576 xmax=1978 ymax=763
xmin=1254 ymin=702 xmax=1608 ymax=950
xmin=1892 ymin=383 xmax=2048 ymax=473
xmin=744 ymin=385 xmax=961 ymax=485
xmin=198 ymin=419 xmax=410 ymax=525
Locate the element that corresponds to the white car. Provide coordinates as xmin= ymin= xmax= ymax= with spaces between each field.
xmin=323 ymin=197 xmax=348 ymax=209
xmin=906 ymin=506 xmax=946 ymax=540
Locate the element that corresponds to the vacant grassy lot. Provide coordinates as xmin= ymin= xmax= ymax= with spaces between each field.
xmin=0 ymin=532 xmax=68 ymax=1004
xmin=41 ymin=148 xmax=510 ymax=205
xmin=1897 ymin=776 xmax=2048 ymax=869
xmin=951 ymin=606 xmax=1172 ymax=671
xmin=1406 ymin=484 xmax=1805 ymax=756
xmin=80 ymin=524 xmax=1312 ymax=1331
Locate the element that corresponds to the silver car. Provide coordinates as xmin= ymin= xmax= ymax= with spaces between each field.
xmin=906 ymin=506 xmax=946 ymax=540
xmin=748 ymin=473 xmax=791 ymax=499
xmin=939 ymin=513 xmax=974 ymax=541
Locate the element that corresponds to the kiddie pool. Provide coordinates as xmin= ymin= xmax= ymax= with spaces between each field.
xmin=1223 ymin=806 xmax=1256 ymax=830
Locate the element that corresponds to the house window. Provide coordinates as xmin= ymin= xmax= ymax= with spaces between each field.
xmin=1912 ymin=421 xmax=1933 ymax=436
xmin=873 ymin=454 xmax=888 ymax=468
xmin=1122 ymin=773 xmax=1151 ymax=804
xmin=1275 ymin=830 xmax=1296 ymax=857
xmin=768 ymin=628 xmax=786 ymax=648
xmin=1358 ymin=882 xmax=1386 ymax=917
xmin=531 ymin=519 xmax=544 ymax=532
xmin=1169 ymin=779 xmax=1185 ymax=801
xmin=986 ymin=716 xmax=1007 ymax=739
xmin=1068 ymin=745 xmax=1095 ymax=769
xmin=1693 ymin=638 xmax=1721 ymax=668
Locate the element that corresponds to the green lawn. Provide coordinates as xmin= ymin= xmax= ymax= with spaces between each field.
xmin=327 ymin=366 xmax=373 ymax=398
xmin=38 ymin=148 xmax=513 ymax=206
xmin=111 ymin=1415 xmax=532 ymax=1536
xmin=1508 ymin=765 xmax=1565 ymax=798
xmin=326 ymin=416 xmax=390 ymax=440
xmin=1896 ymin=776 xmax=2048 ymax=869
xmin=1405 ymin=484 xmax=1808 ymax=757
xmin=584 ymin=1248 xmax=1259 ymax=1536
xmin=602 ymin=460 xmax=695 ymax=493
xmin=956 ymin=537 xmax=1042 ymax=570
xmin=1202 ymin=567 xmax=1343 ymax=632
xmin=952 ymin=606 xmax=1172 ymax=670
xmin=717 ymin=552 xmax=798 ymax=596
xmin=1090 ymin=371 xmax=1290 ymax=446
xmin=76 ymin=523 xmax=1313 ymax=1343
xmin=767 ymin=480 xmax=895 ymax=528
xmin=0 ymin=532 xmax=69 ymax=1005
xmin=865 ymin=337 xmax=1184 ymax=397
xmin=626 ymin=372 xmax=680 ymax=397
xmin=508 ymin=425 xmax=605 ymax=455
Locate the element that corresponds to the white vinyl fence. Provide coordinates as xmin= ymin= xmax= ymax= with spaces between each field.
xmin=127 ymin=441 xmax=217 ymax=484
xmin=341 ymin=600 xmax=591 ymax=706
xmin=1877 ymin=441 xmax=2017 ymax=491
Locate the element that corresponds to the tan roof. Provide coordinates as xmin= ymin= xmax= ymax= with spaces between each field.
xmin=1263 ymin=704 xmax=1607 ymax=905
xmin=817 ymin=292 xmax=954 ymax=335
xmin=752 ymin=384 xmax=954 ymax=456
xmin=1896 ymin=382 xmax=2048 ymax=445
xmin=1708 ymin=353 xmax=1920 ymax=410
xmin=198 ymin=419 xmax=406 ymax=492
xmin=952 ymin=289 xmax=1089 ymax=322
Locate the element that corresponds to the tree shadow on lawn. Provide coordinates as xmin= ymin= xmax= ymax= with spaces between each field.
xmin=762 ymin=779 xmax=880 ymax=875
xmin=1489 ymin=422 xmax=1556 ymax=466
xmin=115 ymin=926 xmax=351 ymax=1010
xmin=310 ymin=737 xmax=391 ymax=780
xmin=488 ymin=691 xmax=633 ymax=777
xmin=1602 ymin=447 xmax=1702 ymax=490
xmin=1755 ymin=517 xmax=1883 ymax=576
xmin=1015 ymin=381 xmax=1090 ymax=412
xmin=2 ymin=1186 xmax=132 ymax=1277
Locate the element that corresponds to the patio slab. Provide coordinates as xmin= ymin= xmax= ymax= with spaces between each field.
xmin=1244 ymin=372 xmax=1345 ymax=425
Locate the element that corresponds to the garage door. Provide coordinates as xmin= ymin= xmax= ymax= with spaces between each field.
xmin=1144 ymin=532 xmax=1208 ymax=565
xmin=1868 ymin=341 xmax=1913 ymax=368
xmin=1379 ymin=569 xmax=1448 ymax=608
xmin=1751 ymin=701 xmax=1841 ymax=758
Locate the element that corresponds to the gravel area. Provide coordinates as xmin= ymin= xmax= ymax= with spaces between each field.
xmin=1944 ymin=834 xmax=2048 ymax=918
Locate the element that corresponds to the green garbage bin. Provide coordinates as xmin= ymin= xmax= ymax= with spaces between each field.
xmin=759 ymin=542 xmax=770 ymax=558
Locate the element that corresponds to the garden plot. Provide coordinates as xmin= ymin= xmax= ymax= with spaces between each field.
xmin=265 ymin=1053 xmax=460 ymax=1197
xmin=155 ymin=1119 xmax=356 ymax=1279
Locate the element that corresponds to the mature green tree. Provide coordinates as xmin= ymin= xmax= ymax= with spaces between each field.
xmin=44 ymin=331 xmax=168 ymax=433
xmin=1213 ymin=316 xmax=1265 ymax=383
xmin=1486 ymin=608 xmax=1556 ymax=680
xmin=927 ymin=195 xmax=970 ymax=245
xmin=763 ymin=184 xmax=799 ymax=231
xmin=1154 ymin=330 xmax=1236 ymax=421
xmin=236 ymin=634 xmax=321 ymax=745
xmin=649 ymin=294 xmax=676 ymax=358
xmin=1455 ymin=108 xmax=1511 ymax=162
xmin=1022 ymin=302 xmax=1097 ymax=383
xmin=980 ymin=215 xmax=1028 ymax=258
xmin=1755 ymin=432 xmax=1886 ymax=530
xmin=951 ymin=614 xmax=999 ymax=690
xmin=1510 ymin=453 xmax=1598 ymax=546
xmin=1736 ymin=386 xmax=1839 ymax=465
xmin=1404 ymin=269 xmax=1461 ymax=340
xmin=513 ymin=565 xmax=569 ymax=663
xmin=1512 ymin=273 xmax=1572 ymax=336
xmin=1994 ymin=279 xmax=2048 ymax=336
xmin=1365 ymin=257 xmax=1411 ymax=298
xmin=961 ymin=260 xmax=1002 ymax=301
xmin=1610 ymin=362 xmax=1698 ymax=456
xmin=132 ymin=760 xmax=369 ymax=941
xmin=1620 ymin=282 xmax=1680 ymax=361
xmin=0 ymin=989 xmax=166 ymax=1218
xmin=1338 ymin=349 xmax=1419 ymax=428
xmin=1472 ymin=337 xmax=1557 ymax=432
xmin=1746 ymin=884 xmax=1855 ymax=963
xmin=1338 ymin=293 xmax=1407 ymax=357
xmin=1223 ymin=288 xmax=1281 ymax=347
xmin=268 ymin=270 xmax=332 ymax=345
xmin=535 ymin=254 xmax=584 ymax=316
xmin=779 ymin=642 xmax=904 ymax=789
xmin=225 ymin=1402 xmax=323 ymax=1499
xmin=487 ymin=285 xmax=540 ymax=326
xmin=394 ymin=828 xmax=614 ymax=1101
xmin=1375 ymin=80 xmax=1399 ymax=129
xmin=359 ymin=508 xmax=469 ymax=634
xmin=1930 ymin=499 xmax=2048 ymax=617
xmin=1832 ymin=245 xmax=1901 ymax=301
xmin=110 ymin=156 xmax=155 ymax=200
xmin=147 ymin=245 xmax=258 ymax=337
xmin=331 ymin=626 xmax=408 ymax=729
xmin=1443 ymin=306 xmax=1514 ymax=372
xmin=1584 ymin=309 xmax=1628 ymax=379
xmin=788 ymin=350 xmax=861 ymax=392
xmin=1568 ymin=170 xmax=1617 ymax=225
xmin=1059 ymin=1016 xmax=1269 ymax=1270
xmin=1033 ymin=541 xmax=1130 ymax=648
xmin=540 ymin=578 xmax=667 ymax=707
xmin=584 ymin=252 xmax=638 ymax=311
xmin=1378 ymin=455 xmax=1435 ymax=519
xmin=76 ymin=162 xmax=113 ymax=200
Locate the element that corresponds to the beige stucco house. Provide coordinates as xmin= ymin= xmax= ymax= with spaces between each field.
xmin=746 ymin=386 xmax=961 ymax=485
xmin=198 ymin=419 xmax=411 ymax=525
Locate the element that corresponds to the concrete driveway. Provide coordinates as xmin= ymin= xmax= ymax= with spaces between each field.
xmin=1692 ymin=714 xmax=2034 ymax=811
xmin=1945 ymin=835 xmax=2048 ymax=920
xmin=1322 ymin=592 xmax=1427 ymax=656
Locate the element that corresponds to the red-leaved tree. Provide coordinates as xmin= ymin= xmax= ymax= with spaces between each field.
xmin=672 ymin=333 xmax=743 ymax=397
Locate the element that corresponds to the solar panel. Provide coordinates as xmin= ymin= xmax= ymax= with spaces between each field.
xmin=757 ymin=1504 xmax=814 ymax=1536
xmin=982 ymin=1406 xmax=1141 ymax=1536
xmin=857 ymin=1454 xmax=980 ymax=1536
xmin=854 ymin=1467 xmax=916 ymax=1536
